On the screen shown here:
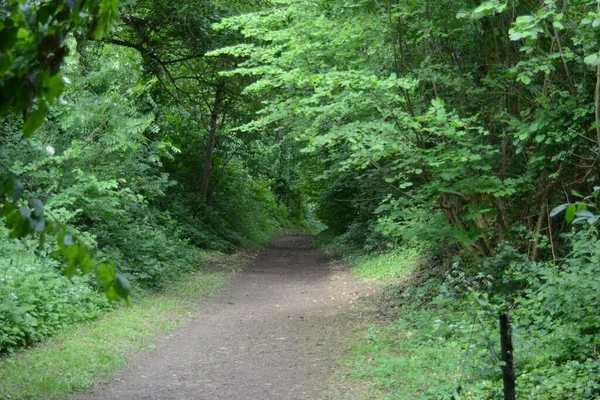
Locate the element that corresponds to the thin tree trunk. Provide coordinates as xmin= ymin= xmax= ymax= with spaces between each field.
xmin=530 ymin=202 xmax=546 ymax=261
xmin=382 ymin=0 xmax=415 ymax=117
xmin=531 ymin=171 xmax=549 ymax=261
xmin=595 ymin=52 xmax=600 ymax=153
xmin=596 ymin=0 xmax=600 ymax=153
xmin=549 ymin=22 xmax=575 ymax=95
xmin=201 ymin=79 xmax=226 ymax=202
xmin=385 ymin=0 xmax=400 ymax=77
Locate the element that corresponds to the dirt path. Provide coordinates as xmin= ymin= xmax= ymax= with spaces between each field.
xmin=73 ymin=235 xmax=373 ymax=400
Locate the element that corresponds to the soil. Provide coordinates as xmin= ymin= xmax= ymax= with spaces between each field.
xmin=72 ymin=235 xmax=375 ymax=400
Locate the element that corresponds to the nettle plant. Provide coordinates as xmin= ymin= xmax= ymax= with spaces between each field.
xmin=0 ymin=172 xmax=131 ymax=303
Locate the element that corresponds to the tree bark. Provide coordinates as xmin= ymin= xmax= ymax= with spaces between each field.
xmin=596 ymin=1 xmax=600 ymax=153
xmin=201 ymin=79 xmax=226 ymax=202
xmin=595 ymin=55 xmax=600 ymax=153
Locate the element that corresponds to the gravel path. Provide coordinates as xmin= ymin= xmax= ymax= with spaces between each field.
xmin=73 ymin=235 xmax=373 ymax=400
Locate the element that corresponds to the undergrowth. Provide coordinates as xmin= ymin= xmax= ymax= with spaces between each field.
xmin=329 ymin=232 xmax=600 ymax=399
xmin=0 ymin=251 xmax=251 ymax=400
xmin=0 ymin=41 xmax=306 ymax=356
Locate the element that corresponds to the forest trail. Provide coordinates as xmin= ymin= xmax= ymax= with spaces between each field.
xmin=72 ymin=235 xmax=373 ymax=400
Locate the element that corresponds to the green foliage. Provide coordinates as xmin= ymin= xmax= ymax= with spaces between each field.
xmin=0 ymin=250 xmax=242 ymax=399
xmin=0 ymin=166 xmax=131 ymax=303
xmin=0 ymin=0 xmax=119 ymax=132
xmin=338 ymin=227 xmax=600 ymax=398
xmin=212 ymin=2 xmax=600 ymax=395
xmin=0 ymin=1 xmax=304 ymax=357
xmin=550 ymin=187 xmax=600 ymax=225
xmin=5 ymin=0 xmax=599 ymax=395
xmin=0 ymin=227 xmax=111 ymax=354
xmin=215 ymin=0 xmax=600 ymax=261
xmin=96 ymin=209 xmax=202 ymax=288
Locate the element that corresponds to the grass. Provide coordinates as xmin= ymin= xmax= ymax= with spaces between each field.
xmin=0 ymin=251 xmax=252 ymax=400
xmin=331 ymin=245 xmax=466 ymax=399
xmin=339 ymin=312 xmax=464 ymax=400
xmin=346 ymin=247 xmax=424 ymax=283
xmin=327 ymin=237 xmax=600 ymax=399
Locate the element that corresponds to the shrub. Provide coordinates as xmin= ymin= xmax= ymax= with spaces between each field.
xmin=0 ymin=232 xmax=111 ymax=354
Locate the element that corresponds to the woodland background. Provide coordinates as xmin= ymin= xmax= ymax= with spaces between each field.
xmin=1 ymin=0 xmax=600 ymax=398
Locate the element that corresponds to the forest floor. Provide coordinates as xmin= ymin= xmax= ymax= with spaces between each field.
xmin=71 ymin=234 xmax=376 ymax=400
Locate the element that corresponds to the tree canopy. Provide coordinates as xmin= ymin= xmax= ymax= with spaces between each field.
xmin=2 ymin=0 xmax=600 ymax=397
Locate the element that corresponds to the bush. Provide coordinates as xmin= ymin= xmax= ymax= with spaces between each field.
xmin=96 ymin=210 xmax=203 ymax=288
xmin=0 ymin=232 xmax=111 ymax=354
xmin=339 ymin=227 xmax=600 ymax=399
xmin=0 ymin=39 xmax=307 ymax=357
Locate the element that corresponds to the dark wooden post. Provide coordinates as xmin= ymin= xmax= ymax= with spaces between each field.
xmin=499 ymin=312 xmax=516 ymax=400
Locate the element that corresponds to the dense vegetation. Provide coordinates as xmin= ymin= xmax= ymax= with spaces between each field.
xmin=1 ymin=0 xmax=600 ymax=398
xmin=0 ymin=0 xmax=305 ymax=354
xmin=211 ymin=0 xmax=600 ymax=398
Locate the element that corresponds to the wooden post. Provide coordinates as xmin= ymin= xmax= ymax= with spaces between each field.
xmin=499 ymin=312 xmax=516 ymax=400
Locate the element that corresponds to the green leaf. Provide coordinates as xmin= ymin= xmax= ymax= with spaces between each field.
xmin=565 ymin=204 xmax=576 ymax=223
xmin=582 ymin=316 xmax=600 ymax=327
xmin=0 ymin=27 xmax=19 ymax=52
xmin=23 ymin=103 xmax=49 ymax=137
xmin=0 ymin=204 xmax=16 ymax=218
xmin=516 ymin=15 xmax=535 ymax=23
xmin=97 ymin=262 xmax=116 ymax=290
xmin=42 ymin=74 xmax=65 ymax=103
xmin=518 ymin=132 xmax=529 ymax=141
xmin=518 ymin=75 xmax=531 ymax=84
xmin=113 ymin=274 xmax=131 ymax=300
xmin=0 ymin=50 xmax=14 ymax=74
xmin=79 ymin=254 xmax=94 ymax=275
xmin=66 ymin=259 xmax=77 ymax=278
xmin=476 ymin=298 xmax=490 ymax=307
xmin=575 ymin=210 xmax=594 ymax=218
xmin=106 ymin=286 xmax=121 ymax=301
xmin=584 ymin=53 xmax=600 ymax=67
xmin=509 ymin=31 xmax=522 ymax=41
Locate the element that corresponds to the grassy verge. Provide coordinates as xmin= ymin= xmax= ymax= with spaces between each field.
xmin=334 ymin=243 xmax=600 ymax=399
xmin=344 ymin=248 xmax=425 ymax=283
xmin=332 ymin=245 xmax=467 ymax=400
xmin=0 ymin=251 xmax=253 ymax=400
xmin=338 ymin=306 xmax=466 ymax=399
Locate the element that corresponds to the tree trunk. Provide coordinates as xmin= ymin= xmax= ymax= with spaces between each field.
xmin=201 ymin=79 xmax=226 ymax=202
xmin=595 ymin=55 xmax=600 ymax=153
xmin=596 ymin=2 xmax=600 ymax=153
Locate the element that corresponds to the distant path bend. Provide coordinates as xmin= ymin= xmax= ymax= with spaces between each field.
xmin=74 ymin=234 xmax=372 ymax=400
